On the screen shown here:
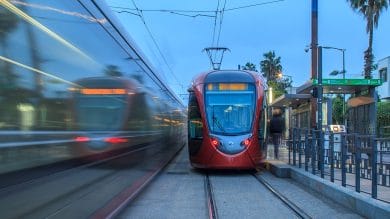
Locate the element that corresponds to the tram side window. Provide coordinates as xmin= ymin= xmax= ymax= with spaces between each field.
xmin=188 ymin=93 xmax=203 ymax=139
xmin=258 ymin=99 xmax=267 ymax=140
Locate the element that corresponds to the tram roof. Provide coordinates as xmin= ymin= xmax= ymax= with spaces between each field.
xmin=205 ymin=70 xmax=256 ymax=83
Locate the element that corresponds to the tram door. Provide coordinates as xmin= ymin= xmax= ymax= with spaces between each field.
xmin=188 ymin=92 xmax=203 ymax=156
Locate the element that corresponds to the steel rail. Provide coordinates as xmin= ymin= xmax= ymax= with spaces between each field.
xmin=253 ymin=174 xmax=312 ymax=219
xmin=205 ymin=173 xmax=218 ymax=219
xmin=0 ymin=143 xmax=156 ymax=193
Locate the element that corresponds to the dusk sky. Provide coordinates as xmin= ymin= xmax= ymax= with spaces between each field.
xmin=106 ymin=0 xmax=390 ymax=100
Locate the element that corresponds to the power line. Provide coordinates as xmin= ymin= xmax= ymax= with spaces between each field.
xmin=216 ymin=0 xmax=227 ymax=48
xmin=211 ymin=0 xmax=220 ymax=47
xmin=110 ymin=0 xmax=285 ymax=15
xmin=114 ymin=9 xmax=214 ymax=18
xmin=131 ymin=0 xmax=182 ymax=88
xmin=169 ymin=11 xmax=215 ymax=18
xmin=113 ymin=10 xmax=140 ymax=17
xmin=224 ymin=0 xmax=285 ymax=12
xmin=110 ymin=6 xmax=215 ymax=13
xmin=113 ymin=0 xmax=285 ymax=82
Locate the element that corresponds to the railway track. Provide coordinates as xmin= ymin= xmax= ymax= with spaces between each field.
xmin=203 ymin=171 xmax=312 ymax=219
xmin=0 ymin=144 xmax=152 ymax=194
xmin=253 ymin=173 xmax=312 ymax=219
xmin=204 ymin=172 xmax=218 ymax=219
xmin=0 ymin=143 xmax=184 ymax=219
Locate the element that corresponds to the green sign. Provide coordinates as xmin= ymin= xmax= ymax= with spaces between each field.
xmin=312 ymin=78 xmax=382 ymax=86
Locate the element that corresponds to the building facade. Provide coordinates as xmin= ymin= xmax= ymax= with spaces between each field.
xmin=377 ymin=56 xmax=390 ymax=101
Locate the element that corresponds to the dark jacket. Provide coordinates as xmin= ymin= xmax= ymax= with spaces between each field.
xmin=270 ymin=116 xmax=284 ymax=134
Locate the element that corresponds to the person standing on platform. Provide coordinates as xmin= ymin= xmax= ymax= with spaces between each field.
xmin=269 ymin=108 xmax=284 ymax=159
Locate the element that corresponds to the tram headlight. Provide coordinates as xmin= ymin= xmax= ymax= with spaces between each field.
xmin=104 ymin=137 xmax=128 ymax=144
xmin=210 ymin=137 xmax=220 ymax=147
xmin=75 ymin=136 xmax=90 ymax=142
xmin=241 ymin=138 xmax=251 ymax=147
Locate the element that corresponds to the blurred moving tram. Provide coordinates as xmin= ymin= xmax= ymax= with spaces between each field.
xmin=0 ymin=0 xmax=186 ymax=173
xmin=70 ymin=76 xmax=168 ymax=156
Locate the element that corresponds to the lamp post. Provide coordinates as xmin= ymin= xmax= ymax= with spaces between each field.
xmin=276 ymin=72 xmax=293 ymax=94
xmin=325 ymin=46 xmax=346 ymax=126
xmin=317 ymin=46 xmax=323 ymax=131
xmin=324 ymin=46 xmax=346 ymax=79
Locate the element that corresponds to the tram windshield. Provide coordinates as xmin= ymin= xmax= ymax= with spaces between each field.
xmin=75 ymin=96 xmax=126 ymax=131
xmin=205 ymin=83 xmax=255 ymax=135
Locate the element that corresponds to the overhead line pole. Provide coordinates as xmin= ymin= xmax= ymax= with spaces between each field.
xmin=311 ymin=0 xmax=319 ymax=129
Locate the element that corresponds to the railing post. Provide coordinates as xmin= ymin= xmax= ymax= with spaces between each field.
xmin=341 ymin=133 xmax=347 ymax=187
xmin=293 ymin=128 xmax=296 ymax=166
xmin=305 ymin=129 xmax=309 ymax=172
xmin=355 ymin=134 xmax=361 ymax=193
xmin=298 ymin=129 xmax=302 ymax=168
xmin=371 ymin=137 xmax=377 ymax=199
xmin=319 ymin=129 xmax=324 ymax=178
xmin=330 ymin=132 xmax=334 ymax=183
xmin=288 ymin=128 xmax=292 ymax=164
xmin=311 ymin=129 xmax=316 ymax=174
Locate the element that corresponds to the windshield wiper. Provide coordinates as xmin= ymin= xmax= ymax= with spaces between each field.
xmin=212 ymin=116 xmax=226 ymax=133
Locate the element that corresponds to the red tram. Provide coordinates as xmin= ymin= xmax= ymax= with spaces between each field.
xmin=188 ymin=70 xmax=268 ymax=169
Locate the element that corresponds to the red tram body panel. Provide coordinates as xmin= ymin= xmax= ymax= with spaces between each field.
xmin=188 ymin=70 xmax=267 ymax=169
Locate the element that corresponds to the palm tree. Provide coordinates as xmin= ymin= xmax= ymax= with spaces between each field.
xmin=260 ymin=51 xmax=289 ymax=99
xmin=242 ymin=62 xmax=257 ymax=71
xmin=260 ymin=51 xmax=282 ymax=82
xmin=346 ymin=0 xmax=389 ymax=79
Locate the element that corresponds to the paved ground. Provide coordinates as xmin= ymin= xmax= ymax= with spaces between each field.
xmin=119 ymin=146 xmax=363 ymax=218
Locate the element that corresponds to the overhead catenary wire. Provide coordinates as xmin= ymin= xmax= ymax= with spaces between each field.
xmin=211 ymin=0 xmax=220 ymax=48
xmin=110 ymin=6 xmax=216 ymax=13
xmin=215 ymin=0 xmax=227 ymax=48
xmin=210 ymin=0 xmax=227 ymax=67
xmin=224 ymin=0 xmax=284 ymax=12
xmin=130 ymin=0 xmax=182 ymax=90
xmin=169 ymin=12 xmax=215 ymax=18
xmin=112 ymin=0 xmax=285 ymax=92
xmin=110 ymin=0 xmax=285 ymax=14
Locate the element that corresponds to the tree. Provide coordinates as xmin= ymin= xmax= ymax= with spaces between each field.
xmin=260 ymin=51 xmax=282 ymax=81
xmin=377 ymin=101 xmax=390 ymax=136
xmin=346 ymin=0 xmax=389 ymax=79
xmin=259 ymin=51 xmax=290 ymax=99
xmin=268 ymin=81 xmax=286 ymax=99
xmin=242 ymin=62 xmax=257 ymax=71
xmin=332 ymin=94 xmax=344 ymax=124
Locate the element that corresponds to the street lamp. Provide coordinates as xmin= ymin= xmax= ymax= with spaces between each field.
xmin=324 ymin=46 xmax=347 ymax=126
xmin=323 ymin=46 xmax=346 ymax=79
xmin=277 ymin=72 xmax=293 ymax=94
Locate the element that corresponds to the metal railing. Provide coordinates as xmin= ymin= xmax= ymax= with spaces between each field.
xmin=287 ymin=128 xmax=390 ymax=202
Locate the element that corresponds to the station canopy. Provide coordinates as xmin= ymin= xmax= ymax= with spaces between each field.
xmin=297 ymin=78 xmax=382 ymax=94
xmin=270 ymin=93 xmax=311 ymax=108
xmin=270 ymin=78 xmax=382 ymax=108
